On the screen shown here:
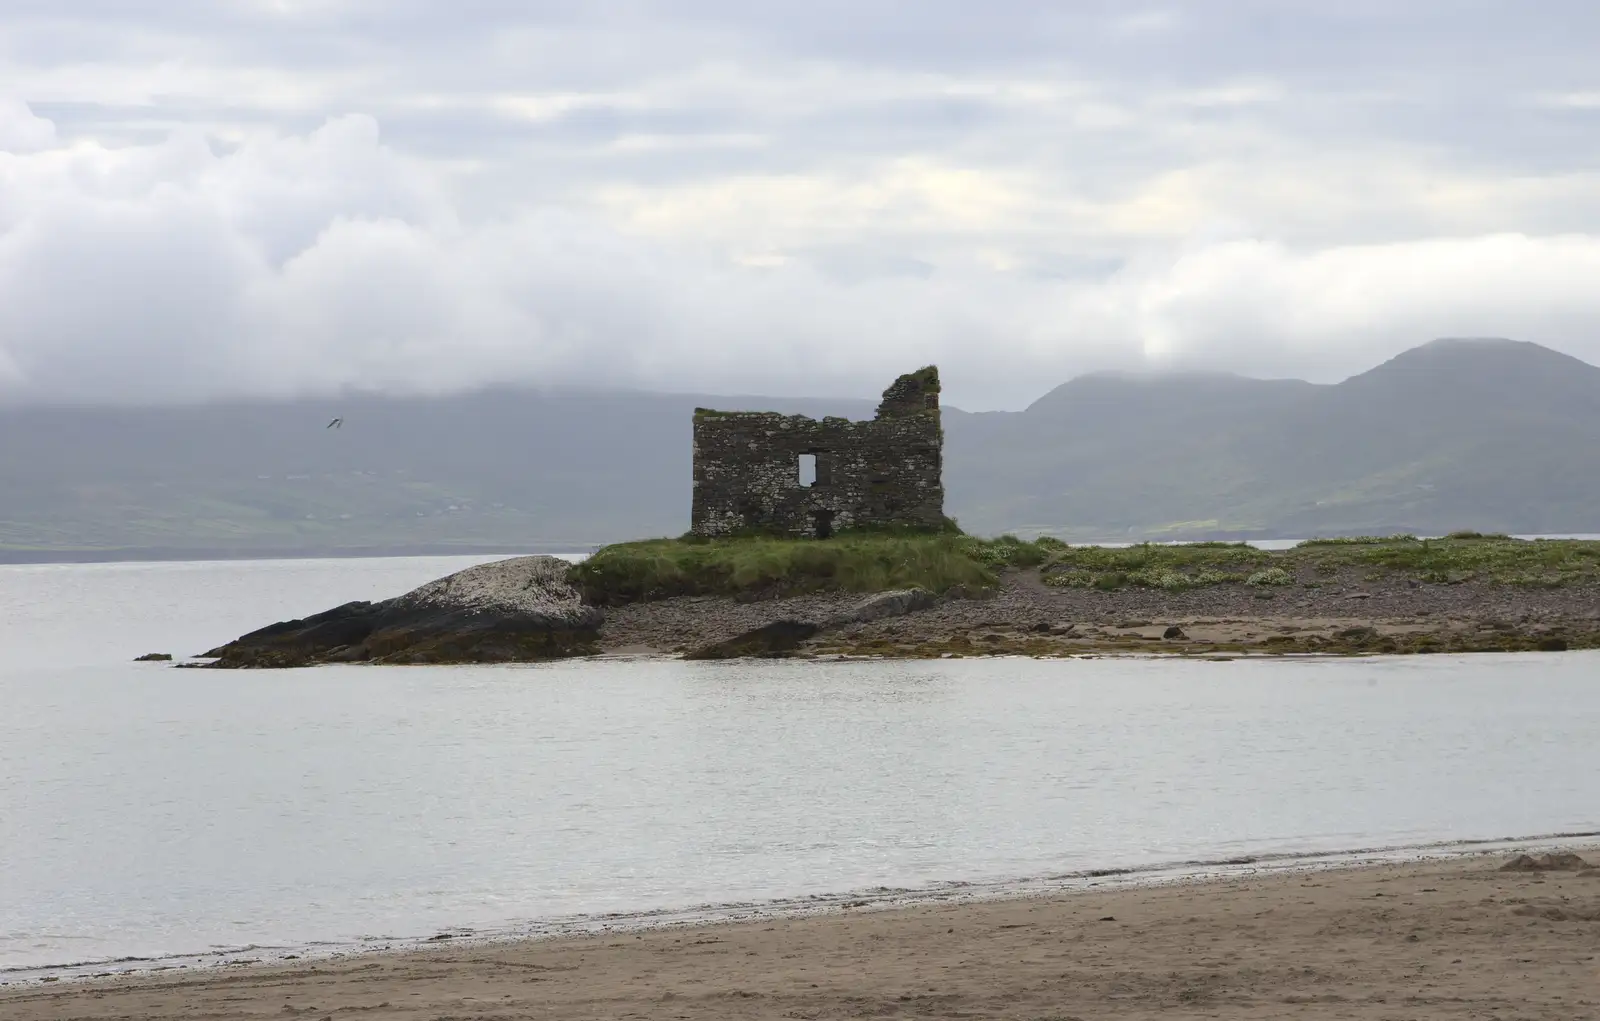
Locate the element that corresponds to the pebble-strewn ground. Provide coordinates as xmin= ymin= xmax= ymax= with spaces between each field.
xmin=598 ymin=568 xmax=1600 ymax=657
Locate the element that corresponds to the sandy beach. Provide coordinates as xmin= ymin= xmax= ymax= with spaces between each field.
xmin=6 ymin=850 xmax=1598 ymax=1020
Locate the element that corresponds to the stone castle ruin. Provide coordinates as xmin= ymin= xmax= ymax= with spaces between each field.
xmin=690 ymin=366 xmax=945 ymax=538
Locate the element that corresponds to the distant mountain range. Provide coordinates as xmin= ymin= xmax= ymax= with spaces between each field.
xmin=947 ymin=337 xmax=1600 ymax=541
xmin=3 ymin=338 xmax=1598 ymax=559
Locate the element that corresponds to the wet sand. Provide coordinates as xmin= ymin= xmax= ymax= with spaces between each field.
xmin=7 ymin=851 xmax=1599 ymax=1020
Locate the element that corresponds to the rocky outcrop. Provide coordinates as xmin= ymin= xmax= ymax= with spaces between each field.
xmin=204 ymin=556 xmax=602 ymax=667
xmin=823 ymin=588 xmax=940 ymax=628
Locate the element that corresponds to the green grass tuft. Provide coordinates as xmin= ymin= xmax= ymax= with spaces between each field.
xmin=571 ymin=533 xmax=1600 ymax=605
xmin=570 ymin=533 xmax=1003 ymax=605
xmin=1245 ymin=567 xmax=1294 ymax=587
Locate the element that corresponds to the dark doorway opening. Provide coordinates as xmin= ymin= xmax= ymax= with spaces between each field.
xmin=811 ymin=509 xmax=835 ymax=539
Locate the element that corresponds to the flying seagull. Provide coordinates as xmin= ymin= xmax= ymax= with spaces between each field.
xmin=327 ymin=418 xmax=343 ymax=429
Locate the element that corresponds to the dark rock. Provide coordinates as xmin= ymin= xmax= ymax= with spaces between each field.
xmin=1536 ymin=636 xmax=1569 ymax=652
xmin=133 ymin=652 xmax=173 ymax=662
xmin=1162 ymin=625 xmax=1186 ymax=640
xmin=683 ymin=620 xmax=820 ymax=660
xmin=203 ymin=556 xmax=601 ymax=668
xmin=682 ymin=588 xmax=936 ymax=661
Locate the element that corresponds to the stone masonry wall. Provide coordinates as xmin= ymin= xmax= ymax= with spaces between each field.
xmin=690 ymin=366 xmax=945 ymax=538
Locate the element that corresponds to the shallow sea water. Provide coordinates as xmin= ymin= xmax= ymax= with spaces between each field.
xmin=3 ymin=557 xmax=1599 ymax=975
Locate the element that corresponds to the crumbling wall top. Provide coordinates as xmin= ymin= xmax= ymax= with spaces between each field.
xmin=875 ymin=365 xmax=941 ymax=419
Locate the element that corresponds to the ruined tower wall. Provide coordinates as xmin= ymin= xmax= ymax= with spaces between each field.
xmin=690 ymin=367 xmax=945 ymax=538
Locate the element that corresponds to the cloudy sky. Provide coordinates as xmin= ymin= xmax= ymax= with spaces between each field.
xmin=3 ymin=2 xmax=1599 ymax=409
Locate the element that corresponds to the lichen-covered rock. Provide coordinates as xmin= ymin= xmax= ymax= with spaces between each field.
xmin=392 ymin=556 xmax=596 ymax=619
xmin=203 ymin=556 xmax=602 ymax=668
xmin=824 ymin=588 xmax=940 ymax=627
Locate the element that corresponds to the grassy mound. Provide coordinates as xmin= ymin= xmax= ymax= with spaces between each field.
xmin=569 ymin=533 xmax=1019 ymax=605
xmin=1040 ymin=535 xmax=1600 ymax=590
xmin=569 ymin=533 xmax=1600 ymax=605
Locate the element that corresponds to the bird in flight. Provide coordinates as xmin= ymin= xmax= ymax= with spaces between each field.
xmin=327 ymin=418 xmax=343 ymax=429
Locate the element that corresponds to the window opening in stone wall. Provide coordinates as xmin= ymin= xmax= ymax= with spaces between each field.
xmin=797 ymin=453 xmax=817 ymax=488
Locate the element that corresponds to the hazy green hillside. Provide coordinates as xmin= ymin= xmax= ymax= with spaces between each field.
xmin=0 ymin=389 xmax=874 ymax=558
xmin=3 ymin=338 xmax=1599 ymax=558
xmin=946 ymin=339 xmax=1600 ymax=539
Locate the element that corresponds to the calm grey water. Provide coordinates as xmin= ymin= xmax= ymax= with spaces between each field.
xmin=3 ymin=557 xmax=1599 ymax=975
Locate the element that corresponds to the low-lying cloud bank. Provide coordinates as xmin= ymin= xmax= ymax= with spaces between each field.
xmin=4 ymin=105 xmax=1599 ymax=410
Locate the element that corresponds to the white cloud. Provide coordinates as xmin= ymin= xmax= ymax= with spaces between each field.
xmin=3 ymin=106 xmax=1600 ymax=411
xmin=2 ymin=2 xmax=1600 ymax=408
xmin=1116 ymin=234 xmax=1600 ymax=379
xmin=1539 ymin=91 xmax=1600 ymax=109
xmin=0 ymin=97 xmax=56 ymax=152
xmin=1109 ymin=10 xmax=1180 ymax=37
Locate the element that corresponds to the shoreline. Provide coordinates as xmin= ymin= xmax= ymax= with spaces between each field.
xmin=597 ymin=569 xmax=1600 ymax=659
xmin=188 ymin=537 xmax=1600 ymax=666
xmin=0 ymin=545 xmax=590 ymax=567
xmin=8 ymin=534 xmax=1598 ymax=567
xmin=6 ymin=839 xmax=1599 ymax=1020
xmin=7 ymin=831 xmax=1597 ymax=988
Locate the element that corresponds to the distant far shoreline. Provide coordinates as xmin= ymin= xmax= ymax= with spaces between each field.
xmin=7 ymin=533 xmax=1600 ymax=566
xmin=0 ymin=543 xmax=597 ymax=566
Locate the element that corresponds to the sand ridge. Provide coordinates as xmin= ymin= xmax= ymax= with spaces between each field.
xmin=7 ymin=851 xmax=1599 ymax=1020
